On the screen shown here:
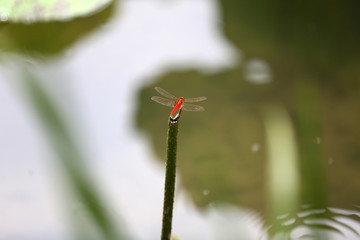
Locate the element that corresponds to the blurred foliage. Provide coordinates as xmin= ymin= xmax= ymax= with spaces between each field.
xmin=0 ymin=1 xmax=124 ymax=239
xmin=0 ymin=2 xmax=115 ymax=55
xmin=136 ymin=0 xmax=360 ymax=222
xmin=0 ymin=0 xmax=112 ymax=23
xmin=23 ymin=72 xmax=125 ymax=240
xmin=221 ymin=0 xmax=360 ymax=70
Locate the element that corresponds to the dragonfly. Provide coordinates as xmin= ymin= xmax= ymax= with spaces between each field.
xmin=151 ymin=87 xmax=207 ymax=116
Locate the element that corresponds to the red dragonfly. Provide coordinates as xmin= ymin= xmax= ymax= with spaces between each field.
xmin=151 ymin=87 xmax=206 ymax=115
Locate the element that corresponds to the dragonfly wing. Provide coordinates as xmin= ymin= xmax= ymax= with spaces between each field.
xmin=154 ymin=87 xmax=178 ymax=100
xmin=182 ymin=103 xmax=205 ymax=112
xmin=184 ymin=96 xmax=207 ymax=103
xmin=151 ymin=96 xmax=174 ymax=108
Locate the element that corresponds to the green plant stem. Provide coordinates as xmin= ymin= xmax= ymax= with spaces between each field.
xmin=161 ymin=119 xmax=179 ymax=240
xmin=24 ymin=75 xmax=122 ymax=240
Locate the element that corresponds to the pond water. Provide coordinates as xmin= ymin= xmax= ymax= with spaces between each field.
xmin=1 ymin=0 xmax=360 ymax=239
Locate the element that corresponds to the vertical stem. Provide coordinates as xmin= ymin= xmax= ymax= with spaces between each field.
xmin=263 ymin=104 xmax=299 ymax=235
xmin=161 ymin=119 xmax=179 ymax=240
xmin=294 ymin=79 xmax=326 ymax=208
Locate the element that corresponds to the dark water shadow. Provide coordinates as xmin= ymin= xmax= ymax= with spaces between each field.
xmin=135 ymin=0 xmax=360 ymax=238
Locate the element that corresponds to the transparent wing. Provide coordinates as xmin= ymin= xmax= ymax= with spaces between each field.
xmin=185 ymin=96 xmax=207 ymax=103
xmin=182 ymin=103 xmax=205 ymax=112
xmin=151 ymin=96 xmax=174 ymax=108
xmin=154 ymin=87 xmax=178 ymax=100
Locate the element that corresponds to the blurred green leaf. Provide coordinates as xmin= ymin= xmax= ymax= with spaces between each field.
xmin=23 ymin=72 xmax=125 ymax=240
xmin=220 ymin=0 xmax=360 ymax=68
xmin=0 ymin=0 xmax=112 ymax=23
xmin=0 ymin=2 xmax=115 ymax=56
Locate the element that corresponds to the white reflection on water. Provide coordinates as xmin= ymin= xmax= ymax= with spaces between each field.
xmin=251 ymin=143 xmax=261 ymax=152
xmin=244 ymin=58 xmax=272 ymax=84
xmin=0 ymin=13 xmax=8 ymax=22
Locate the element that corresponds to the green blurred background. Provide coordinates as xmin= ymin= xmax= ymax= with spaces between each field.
xmin=1 ymin=0 xmax=360 ymax=239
